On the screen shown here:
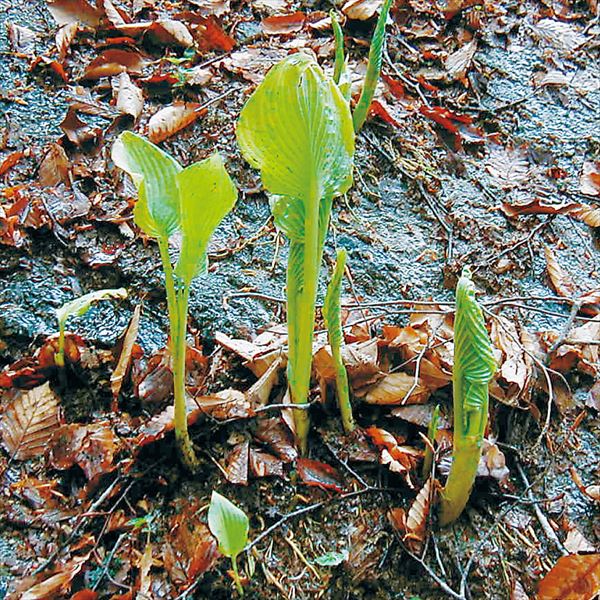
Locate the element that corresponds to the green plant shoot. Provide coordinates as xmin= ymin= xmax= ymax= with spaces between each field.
xmin=439 ymin=268 xmax=496 ymax=526
xmin=352 ymin=0 xmax=393 ymax=133
xmin=208 ymin=491 xmax=249 ymax=596
xmin=56 ymin=288 xmax=127 ymax=367
xmin=322 ymin=249 xmax=354 ymax=433
xmin=237 ymin=54 xmax=354 ymax=453
xmin=112 ymin=132 xmax=237 ymax=471
xmin=422 ymin=404 xmax=440 ymax=479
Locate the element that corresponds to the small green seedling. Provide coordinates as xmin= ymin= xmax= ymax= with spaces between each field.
xmin=313 ymin=548 xmax=348 ymax=567
xmin=422 ymin=404 xmax=440 ymax=479
xmin=55 ymin=288 xmax=127 ymax=367
xmin=112 ymin=132 xmax=237 ymax=471
xmin=439 ymin=268 xmax=496 ymax=526
xmin=237 ymin=54 xmax=354 ymax=453
xmin=208 ymin=491 xmax=249 ymax=596
xmin=322 ymin=249 xmax=354 ymax=433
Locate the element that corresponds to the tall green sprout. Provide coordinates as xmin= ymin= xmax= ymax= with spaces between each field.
xmin=323 ymin=249 xmax=354 ymax=433
xmin=351 ymin=0 xmax=393 ymax=133
xmin=439 ymin=268 xmax=496 ymax=525
xmin=112 ymin=132 xmax=237 ymax=470
xmin=237 ymin=54 xmax=355 ymax=453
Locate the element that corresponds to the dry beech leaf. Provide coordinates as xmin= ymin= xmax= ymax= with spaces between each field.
xmin=47 ymin=0 xmax=102 ymax=26
xmin=570 ymin=467 xmax=600 ymax=502
xmin=7 ymin=23 xmax=37 ymax=54
xmin=254 ymin=416 xmax=298 ymax=463
xmin=544 ymin=246 xmax=577 ymax=297
xmin=388 ymin=477 xmax=434 ymax=553
xmin=445 ymin=38 xmax=477 ymax=82
xmin=485 ymin=146 xmax=530 ymax=189
xmin=223 ymin=440 xmax=249 ymax=485
xmin=38 ymin=143 xmax=70 ymax=187
xmin=82 ymin=49 xmax=148 ymax=80
xmin=147 ymin=102 xmax=204 ymax=143
xmin=254 ymin=0 xmax=289 ymax=11
xmin=534 ymin=19 xmax=588 ymax=53
xmin=1 ymin=383 xmax=62 ymax=460
xmin=20 ymin=553 xmax=91 ymax=600
xmin=111 ymin=304 xmax=141 ymax=400
xmin=219 ymin=47 xmax=288 ymax=84
xmin=580 ymin=161 xmax=600 ymax=197
xmin=56 ymin=22 xmax=79 ymax=63
xmin=262 ymin=12 xmax=306 ymax=35
xmin=364 ymin=372 xmax=430 ymax=405
xmin=342 ymin=0 xmax=383 ymax=20
xmin=537 ymin=554 xmax=600 ymax=600
xmin=60 ymin=107 xmax=100 ymax=146
xmin=113 ymin=72 xmax=144 ymax=121
xmin=188 ymin=0 xmax=230 ymax=16
xmin=296 ymin=458 xmax=345 ymax=493
xmin=249 ymin=448 xmax=283 ymax=478
xmin=511 ymin=579 xmax=530 ymax=600
xmin=564 ymin=527 xmax=596 ymax=554
xmin=147 ymin=20 xmax=195 ymax=47
xmin=391 ymin=404 xmax=448 ymax=428
xmin=49 ymin=421 xmax=119 ymax=481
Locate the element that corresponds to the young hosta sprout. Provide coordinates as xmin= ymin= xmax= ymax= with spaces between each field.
xmin=55 ymin=288 xmax=127 ymax=367
xmin=439 ymin=268 xmax=496 ymax=526
xmin=237 ymin=53 xmax=355 ymax=454
xmin=208 ymin=491 xmax=249 ymax=596
xmin=322 ymin=249 xmax=354 ymax=433
xmin=351 ymin=0 xmax=393 ymax=133
xmin=112 ymin=132 xmax=237 ymax=471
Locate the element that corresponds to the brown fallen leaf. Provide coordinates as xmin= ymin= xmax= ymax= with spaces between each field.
xmin=219 ymin=47 xmax=288 ymax=84
xmin=38 ymin=142 xmax=70 ymax=187
xmin=146 ymin=20 xmax=195 ymax=47
xmin=111 ymin=304 xmax=142 ymax=401
xmin=365 ymin=426 xmax=422 ymax=484
xmin=570 ymin=467 xmax=600 ymax=502
xmin=391 ymin=404 xmax=449 ymax=428
xmin=0 ymin=150 xmax=28 ymax=177
xmin=262 ymin=12 xmax=306 ymax=35
xmin=564 ymin=527 xmax=596 ymax=554
xmin=188 ymin=0 xmax=230 ymax=16
xmin=544 ymin=246 xmax=578 ymax=297
xmin=254 ymin=416 xmax=298 ymax=463
xmin=363 ymin=372 xmax=430 ymax=405
xmin=19 ymin=553 xmax=90 ymax=600
xmin=342 ymin=0 xmax=383 ymax=20
xmin=223 ymin=440 xmax=249 ymax=485
xmin=56 ymin=22 xmax=79 ymax=63
xmin=1 ymin=382 xmax=62 ymax=460
xmin=249 ymin=448 xmax=284 ymax=478
xmin=60 ymin=107 xmax=100 ymax=146
xmin=49 ymin=421 xmax=119 ymax=481
xmin=82 ymin=49 xmax=148 ymax=80
xmin=485 ymin=145 xmax=530 ymax=189
xmin=445 ymin=38 xmax=477 ymax=83
xmin=537 ymin=554 xmax=600 ymax=600
xmin=113 ymin=72 xmax=144 ymax=121
xmin=388 ymin=477 xmax=435 ymax=553
xmin=296 ymin=458 xmax=345 ymax=493
xmin=7 ymin=22 xmax=37 ymax=55
xmin=47 ymin=0 xmax=102 ymax=27
xmin=580 ymin=161 xmax=600 ymax=197
xmin=147 ymin=102 xmax=204 ymax=143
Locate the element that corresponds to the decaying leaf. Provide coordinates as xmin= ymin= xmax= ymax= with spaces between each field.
xmin=38 ymin=143 xmax=70 ymax=187
xmin=254 ymin=416 xmax=298 ymax=463
xmin=147 ymin=102 xmax=204 ymax=143
xmin=485 ymin=146 xmax=530 ymax=189
xmin=570 ymin=467 xmax=600 ymax=502
xmin=363 ymin=372 xmax=430 ymax=405
xmin=248 ymin=448 xmax=284 ymax=478
xmin=544 ymin=246 xmax=577 ymax=297
xmin=56 ymin=22 xmax=79 ymax=63
xmin=580 ymin=161 xmax=600 ymax=197
xmin=223 ymin=440 xmax=249 ymax=485
xmin=296 ymin=458 xmax=344 ymax=493
xmin=7 ymin=23 xmax=37 ymax=55
xmin=564 ymin=527 xmax=596 ymax=554
xmin=113 ymin=72 xmax=144 ymax=121
xmin=342 ymin=0 xmax=383 ymax=20
xmin=49 ymin=421 xmax=119 ymax=481
xmin=47 ymin=0 xmax=102 ymax=27
xmin=262 ymin=12 xmax=306 ymax=35
xmin=388 ymin=477 xmax=435 ymax=552
xmin=537 ymin=554 xmax=600 ymax=600
xmin=111 ymin=304 xmax=142 ymax=400
xmin=83 ymin=49 xmax=148 ymax=80
xmin=533 ymin=19 xmax=588 ymax=53
xmin=1 ymin=383 xmax=62 ymax=460
xmin=445 ymin=38 xmax=477 ymax=82
xmin=365 ymin=426 xmax=421 ymax=484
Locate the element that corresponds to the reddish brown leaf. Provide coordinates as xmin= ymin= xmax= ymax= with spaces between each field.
xmin=185 ymin=15 xmax=235 ymax=52
xmin=134 ymin=348 xmax=173 ymax=406
xmin=365 ymin=426 xmax=422 ymax=483
xmin=60 ymin=107 xmax=100 ymax=146
xmin=544 ymin=246 xmax=577 ymax=297
xmin=56 ymin=22 xmax=79 ymax=63
xmin=296 ymin=458 xmax=345 ymax=493
xmin=146 ymin=20 xmax=195 ymax=47
xmin=254 ymin=417 xmax=298 ymax=463
xmin=262 ymin=12 xmax=306 ymax=34
xmin=47 ymin=0 xmax=102 ymax=27
xmin=19 ymin=553 xmax=90 ymax=599
xmin=500 ymin=197 xmax=580 ymax=219
xmin=1 ymin=383 xmax=62 ymax=460
xmin=223 ymin=441 xmax=249 ymax=485
xmin=364 ymin=372 xmax=430 ymax=405
xmin=49 ymin=421 xmax=119 ymax=481
xmin=342 ymin=0 xmax=382 ymax=20
xmin=71 ymin=590 xmax=99 ymax=600
xmin=0 ymin=150 xmax=27 ymax=177
xmin=570 ymin=204 xmax=600 ymax=228
xmin=111 ymin=304 xmax=141 ymax=401
xmin=147 ymin=102 xmax=204 ymax=143
xmin=38 ymin=143 xmax=70 ymax=187
xmin=249 ymin=448 xmax=284 ymax=478
xmin=82 ymin=49 xmax=148 ymax=80
xmin=537 ymin=554 xmax=600 ymax=600
xmin=580 ymin=161 xmax=600 ymax=197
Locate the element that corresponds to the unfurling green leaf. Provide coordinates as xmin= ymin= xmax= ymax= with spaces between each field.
xmin=440 ymin=267 xmax=496 ymax=526
xmin=352 ymin=0 xmax=393 ymax=133
xmin=323 ymin=249 xmax=354 ymax=433
xmin=237 ymin=53 xmax=355 ymax=453
xmin=56 ymin=288 xmax=127 ymax=368
xmin=313 ymin=549 xmax=349 ymax=566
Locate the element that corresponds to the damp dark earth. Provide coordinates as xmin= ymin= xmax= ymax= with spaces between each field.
xmin=1 ymin=0 xmax=599 ymax=598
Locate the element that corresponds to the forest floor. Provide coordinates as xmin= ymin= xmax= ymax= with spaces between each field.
xmin=0 ymin=0 xmax=599 ymax=598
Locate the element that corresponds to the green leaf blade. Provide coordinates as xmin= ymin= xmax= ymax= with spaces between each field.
xmin=56 ymin=288 xmax=128 ymax=328
xmin=208 ymin=491 xmax=249 ymax=560
xmin=174 ymin=153 xmax=238 ymax=283
xmin=112 ymin=132 xmax=182 ymax=239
